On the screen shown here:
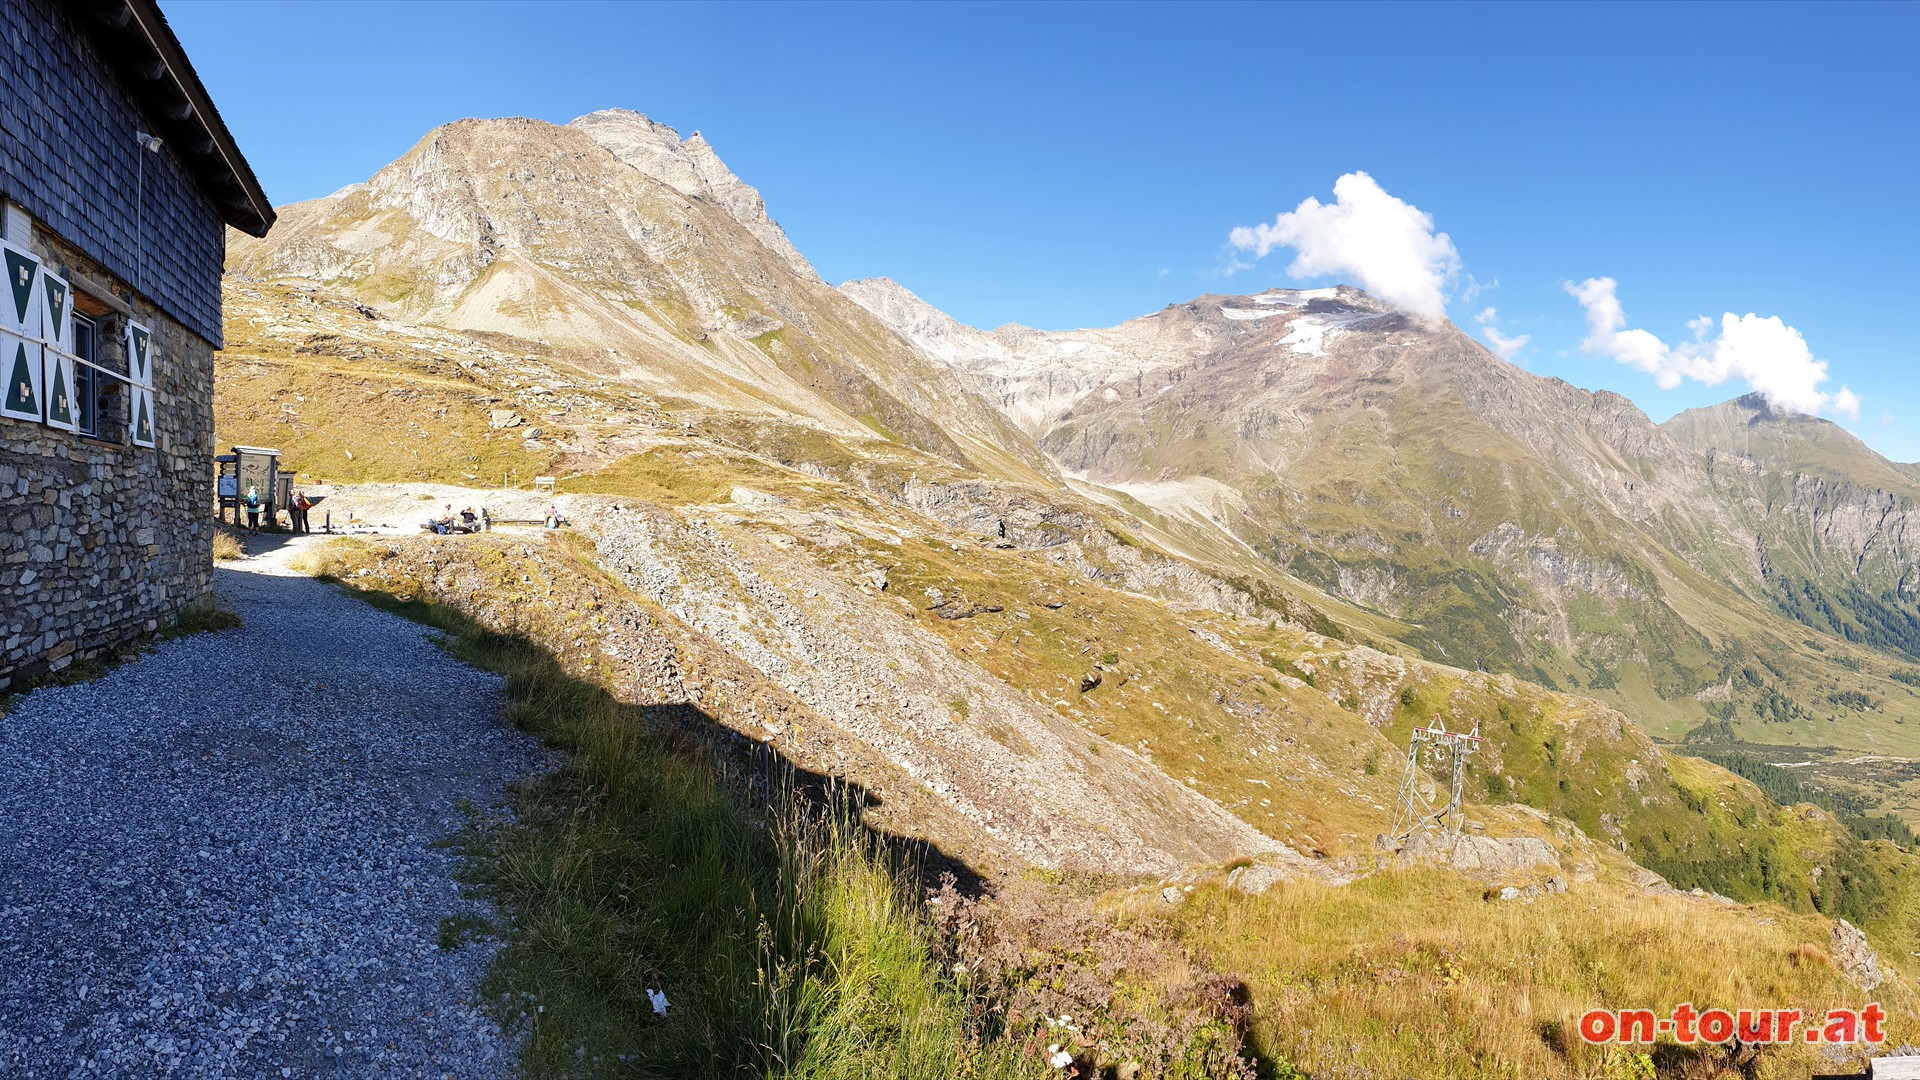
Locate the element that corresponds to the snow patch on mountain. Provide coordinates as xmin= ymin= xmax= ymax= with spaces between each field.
xmin=1280 ymin=310 xmax=1384 ymax=357
xmin=1251 ymin=287 xmax=1342 ymax=307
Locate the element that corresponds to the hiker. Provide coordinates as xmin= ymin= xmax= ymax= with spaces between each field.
xmin=290 ymin=491 xmax=312 ymax=534
xmin=243 ymin=486 xmax=262 ymax=532
xmin=459 ymin=507 xmax=478 ymax=532
xmin=543 ymin=505 xmax=561 ymax=529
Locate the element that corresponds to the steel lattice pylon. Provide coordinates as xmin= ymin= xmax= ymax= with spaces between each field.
xmin=1389 ymin=721 xmax=1484 ymax=844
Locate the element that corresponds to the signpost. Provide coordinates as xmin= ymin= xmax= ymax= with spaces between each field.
xmin=215 ymin=445 xmax=285 ymax=528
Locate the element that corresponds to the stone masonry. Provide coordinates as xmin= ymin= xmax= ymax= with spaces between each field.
xmin=0 ymin=0 xmax=269 ymax=693
xmin=0 ymin=223 xmax=213 ymax=692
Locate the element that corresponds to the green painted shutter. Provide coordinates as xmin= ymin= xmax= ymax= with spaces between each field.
xmin=126 ymin=322 xmax=153 ymax=387
xmin=39 ymin=271 xmax=75 ymax=432
xmin=1 ymin=242 xmax=39 ymax=336
xmin=130 ymin=387 xmax=155 ymax=447
xmin=126 ymin=320 xmax=156 ymax=447
xmin=0 ymin=242 xmax=42 ymax=422
xmin=1 ymin=331 xmax=42 ymax=421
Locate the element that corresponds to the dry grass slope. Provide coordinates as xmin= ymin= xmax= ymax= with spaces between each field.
xmin=1169 ymin=869 xmax=1911 ymax=1079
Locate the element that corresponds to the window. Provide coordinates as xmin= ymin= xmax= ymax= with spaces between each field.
xmin=73 ymin=313 xmax=97 ymax=437
xmin=0 ymin=238 xmax=149 ymax=447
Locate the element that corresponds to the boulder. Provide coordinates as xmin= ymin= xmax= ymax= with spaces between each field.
xmin=1225 ymin=863 xmax=1294 ymax=895
xmin=1399 ymin=832 xmax=1560 ymax=875
xmin=1832 ymin=919 xmax=1883 ymax=991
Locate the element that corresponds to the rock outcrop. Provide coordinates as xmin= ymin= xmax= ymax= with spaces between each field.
xmin=1830 ymin=918 xmax=1883 ymax=991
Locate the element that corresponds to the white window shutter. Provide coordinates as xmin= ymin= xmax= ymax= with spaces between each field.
xmin=2 ymin=330 xmax=43 ymax=422
xmin=39 ymin=270 xmax=76 ymax=432
xmin=1 ymin=242 xmax=43 ymax=423
xmin=1 ymin=241 xmax=38 ymax=336
xmin=126 ymin=321 xmax=152 ymax=387
xmin=126 ymin=320 xmax=156 ymax=447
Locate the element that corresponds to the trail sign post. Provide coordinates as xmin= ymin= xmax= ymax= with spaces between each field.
xmin=216 ymin=446 xmax=284 ymax=528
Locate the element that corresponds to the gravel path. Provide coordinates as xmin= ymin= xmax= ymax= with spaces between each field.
xmin=0 ymin=542 xmax=551 ymax=1077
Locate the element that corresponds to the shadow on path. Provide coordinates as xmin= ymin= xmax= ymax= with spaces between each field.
xmin=0 ymin=558 xmax=552 ymax=1077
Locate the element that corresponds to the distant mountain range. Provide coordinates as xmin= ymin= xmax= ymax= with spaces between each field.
xmin=219 ymin=107 xmax=1920 ymax=905
xmin=228 ymin=107 xmax=1920 ymax=764
xmin=845 ymin=277 xmax=1920 ymax=747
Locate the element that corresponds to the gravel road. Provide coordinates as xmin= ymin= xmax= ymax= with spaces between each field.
xmin=0 ymin=542 xmax=550 ymax=1077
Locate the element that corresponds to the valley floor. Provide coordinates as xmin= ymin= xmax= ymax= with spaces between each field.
xmin=0 ymin=544 xmax=551 ymax=1076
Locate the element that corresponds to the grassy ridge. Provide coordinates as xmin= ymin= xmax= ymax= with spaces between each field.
xmin=1384 ymin=668 xmax=1920 ymax=944
xmin=1168 ymin=867 xmax=1913 ymax=1080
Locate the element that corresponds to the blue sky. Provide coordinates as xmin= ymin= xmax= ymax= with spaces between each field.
xmin=169 ymin=1 xmax=1920 ymax=461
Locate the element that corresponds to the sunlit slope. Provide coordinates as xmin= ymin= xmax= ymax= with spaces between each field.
xmin=851 ymin=280 xmax=1920 ymax=758
xmin=227 ymin=113 xmax=1051 ymax=485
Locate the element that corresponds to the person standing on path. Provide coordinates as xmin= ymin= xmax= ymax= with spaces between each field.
xmin=290 ymin=491 xmax=312 ymax=534
xmin=243 ymin=486 xmax=262 ymax=532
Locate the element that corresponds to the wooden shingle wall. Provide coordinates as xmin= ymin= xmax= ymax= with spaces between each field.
xmin=0 ymin=0 xmax=226 ymax=347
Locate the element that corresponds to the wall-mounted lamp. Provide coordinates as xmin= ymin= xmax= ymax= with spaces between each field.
xmin=134 ymin=131 xmax=162 ymax=298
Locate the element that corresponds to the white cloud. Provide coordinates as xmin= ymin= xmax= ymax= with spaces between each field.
xmin=1229 ymin=171 xmax=1460 ymax=320
xmin=1566 ymin=277 xmax=1859 ymax=419
xmin=1484 ymin=326 xmax=1532 ymax=362
xmin=1474 ymin=306 xmax=1529 ymax=361
xmin=1879 ymin=412 xmax=1896 ymax=430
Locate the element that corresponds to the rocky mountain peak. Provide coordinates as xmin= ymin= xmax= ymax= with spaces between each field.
xmin=568 ymin=109 xmax=817 ymax=281
xmin=839 ymin=278 xmax=992 ymax=360
xmin=1665 ymin=393 xmax=1919 ymax=490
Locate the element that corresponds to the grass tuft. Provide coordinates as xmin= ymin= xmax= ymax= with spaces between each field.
xmin=212 ymin=526 xmax=247 ymax=562
xmin=171 ymin=601 xmax=246 ymax=637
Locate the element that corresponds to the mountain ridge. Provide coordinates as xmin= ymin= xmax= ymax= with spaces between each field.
xmin=227 ymin=114 xmax=1054 ymax=484
xmin=849 ymin=275 xmax=1920 ymax=750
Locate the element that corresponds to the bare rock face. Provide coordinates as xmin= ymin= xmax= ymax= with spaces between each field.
xmin=1394 ymin=832 xmax=1561 ymax=877
xmin=227 ymin=112 xmax=1051 ymax=482
xmin=567 ymin=109 xmax=819 ymax=282
xmin=1831 ymin=918 xmax=1883 ymax=991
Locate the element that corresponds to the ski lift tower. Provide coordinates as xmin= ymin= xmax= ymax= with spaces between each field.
xmin=1389 ymin=721 xmax=1484 ymax=844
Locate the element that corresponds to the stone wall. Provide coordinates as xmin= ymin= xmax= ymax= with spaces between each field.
xmin=0 ymin=221 xmax=213 ymax=692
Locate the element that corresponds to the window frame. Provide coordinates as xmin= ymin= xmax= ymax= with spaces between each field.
xmin=72 ymin=311 xmax=98 ymax=438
